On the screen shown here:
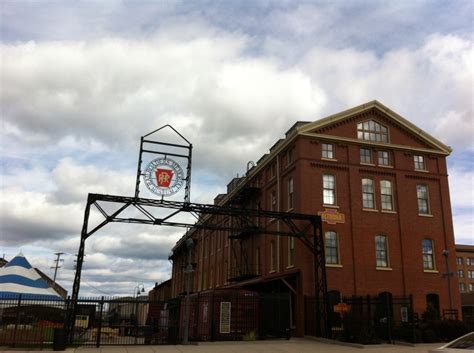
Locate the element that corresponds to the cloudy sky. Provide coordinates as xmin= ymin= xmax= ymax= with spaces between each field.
xmin=1 ymin=1 xmax=473 ymax=297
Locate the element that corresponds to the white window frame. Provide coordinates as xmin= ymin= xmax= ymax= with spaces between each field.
xmin=422 ymin=239 xmax=435 ymax=270
xmin=362 ymin=178 xmax=375 ymax=209
xmin=414 ymin=155 xmax=426 ymax=170
xmin=322 ymin=143 xmax=334 ymax=159
xmin=378 ymin=150 xmax=390 ymax=166
xmin=375 ymin=235 xmax=389 ymax=268
xmin=324 ymin=231 xmax=340 ymax=265
xmin=323 ymin=174 xmax=336 ymax=205
xmin=288 ymin=177 xmax=294 ymax=210
xmin=417 ymin=185 xmax=431 ymax=215
xmin=360 ymin=148 xmax=372 ymax=164
xmin=380 ymin=180 xmax=394 ymax=211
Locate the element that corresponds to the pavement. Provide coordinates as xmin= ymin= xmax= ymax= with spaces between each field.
xmin=0 ymin=338 xmax=442 ymax=353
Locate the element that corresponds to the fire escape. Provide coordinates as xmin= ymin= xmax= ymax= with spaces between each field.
xmin=226 ymin=171 xmax=262 ymax=283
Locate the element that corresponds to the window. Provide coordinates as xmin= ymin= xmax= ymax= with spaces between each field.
xmin=380 ymin=180 xmax=394 ymax=211
xmin=414 ymin=155 xmax=426 ymax=170
xmin=468 ymin=270 xmax=474 ymax=279
xmin=422 ymin=239 xmax=435 ymax=270
xmin=271 ymin=190 xmax=277 ymax=211
xmin=360 ymin=148 xmax=372 ymax=164
xmin=378 ymin=151 xmax=390 ymax=166
xmin=460 ymin=283 xmax=466 ymax=292
xmin=457 ymin=257 xmax=463 ymax=265
xmin=288 ymin=237 xmax=295 ymax=266
xmin=323 ymin=174 xmax=336 ymax=205
xmin=362 ymin=178 xmax=375 ymax=209
xmin=375 ymin=235 xmax=389 ymax=267
xmin=270 ymin=162 xmax=276 ymax=178
xmin=357 ymin=120 xmax=389 ymax=142
xmin=270 ymin=240 xmax=276 ymax=271
xmin=458 ymin=270 xmax=464 ymax=278
xmin=470 ymin=284 xmax=474 ymax=292
xmin=322 ymin=143 xmax=334 ymax=159
xmin=325 ymin=231 xmax=339 ymax=264
xmin=288 ymin=177 xmax=294 ymax=210
xmin=287 ymin=148 xmax=294 ymax=165
xmin=469 ymin=257 xmax=474 ymax=265
xmin=417 ymin=185 xmax=430 ymax=215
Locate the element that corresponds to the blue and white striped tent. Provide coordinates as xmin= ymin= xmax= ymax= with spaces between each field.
xmin=0 ymin=253 xmax=62 ymax=300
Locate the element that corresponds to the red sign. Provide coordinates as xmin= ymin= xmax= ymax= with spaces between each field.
xmin=334 ymin=303 xmax=350 ymax=313
xmin=318 ymin=208 xmax=345 ymax=225
xmin=156 ymin=169 xmax=174 ymax=188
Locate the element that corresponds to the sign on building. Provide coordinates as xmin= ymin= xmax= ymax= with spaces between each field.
xmin=220 ymin=302 xmax=231 ymax=334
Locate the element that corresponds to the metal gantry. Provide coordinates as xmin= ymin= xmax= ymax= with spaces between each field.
xmin=68 ymin=192 xmax=329 ymax=339
xmin=68 ymin=125 xmax=328 ymax=341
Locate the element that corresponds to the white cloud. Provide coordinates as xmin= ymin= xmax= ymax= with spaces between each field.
xmin=299 ymin=34 xmax=473 ymax=151
xmin=1 ymin=5 xmax=472 ymax=297
xmin=453 ymin=212 xmax=474 ymax=245
xmin=51 ymin=157 xmax=135 ymax=203
xmin=449 ymin=167 xmax=474 ymax=209
xmin=0 ymin=188 xmax=83 ymax=244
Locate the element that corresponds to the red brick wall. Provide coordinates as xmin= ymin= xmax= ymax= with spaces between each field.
xmin=171 ymin=107 xmax=461 ymax=330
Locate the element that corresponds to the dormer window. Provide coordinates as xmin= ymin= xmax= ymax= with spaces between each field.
xmin=357 ymin=120 xmax=388 ymax=143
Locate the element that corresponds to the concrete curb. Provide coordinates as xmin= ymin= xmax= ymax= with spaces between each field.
xmin=304 ymin=336 xmax=365 ymax=349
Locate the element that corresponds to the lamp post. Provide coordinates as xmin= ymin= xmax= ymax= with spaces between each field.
xmin=131 ymin=283 xmax=145 ymax=344
xmin=132 ymin=283 xmax=146 ymax=298
xmin=183 ymin=238 xmax=194 ymax=345
xmin=442 ymin=250 xmax=454 ymax=319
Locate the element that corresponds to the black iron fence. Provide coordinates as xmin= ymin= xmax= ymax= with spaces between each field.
xmin=0 ymin=295 xmax=66 ymax=348
xmin=305 ymin=294 xmax=413 ymax=344
xmin=0 ymin=290 xmax=290 ymax=348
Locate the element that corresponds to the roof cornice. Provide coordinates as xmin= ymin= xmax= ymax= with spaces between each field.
xmin=298 ymin=100 xmax=452 ymax=154
xmin=300 ymin=132 xmax=450 ymax=155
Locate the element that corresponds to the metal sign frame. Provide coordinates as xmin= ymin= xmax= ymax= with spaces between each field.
xmin=134 ymin=125 xmax=192 ymax=203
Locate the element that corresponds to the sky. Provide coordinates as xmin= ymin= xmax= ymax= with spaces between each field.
xmin=0 ymin=0 xmax=473 ymax=297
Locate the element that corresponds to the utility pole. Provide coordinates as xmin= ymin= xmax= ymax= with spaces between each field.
xmin=51 ymin=252 xmax=64 ymax=283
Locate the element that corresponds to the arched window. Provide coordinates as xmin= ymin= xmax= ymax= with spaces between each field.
xmin=426 ymin=293 xmax=440 ymax=316
xmin=377 ymin=292 xmax=394 ymax=322
xmin=357 ymin=120 xmax=389 ymax=142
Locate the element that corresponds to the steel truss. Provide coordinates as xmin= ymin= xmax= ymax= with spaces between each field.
xmin=68 ymin=193 xmax=329 ymax=340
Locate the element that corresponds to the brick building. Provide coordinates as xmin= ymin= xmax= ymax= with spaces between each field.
xmin=456 ymin=244 xmax=474 ymax=321
xmin=169 ymin=100 xmax=461 ymax=335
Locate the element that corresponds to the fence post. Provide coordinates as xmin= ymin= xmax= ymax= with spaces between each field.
xmin=12 ymin=294 xmax=22 ymax=348
xmin=409 ymin=294 xmax=415 ymax=343
xmin=96 ymin=296 xmax=104 ymax=348
xmin=385 ymin=295 xmax=392 ymax=343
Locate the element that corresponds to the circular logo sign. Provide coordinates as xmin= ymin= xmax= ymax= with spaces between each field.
xmin=143 ymin=158 xmax=185 ymax=196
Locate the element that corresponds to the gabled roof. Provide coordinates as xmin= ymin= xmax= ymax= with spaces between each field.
xmin=298 ymin=100 xmax=452 ymax=154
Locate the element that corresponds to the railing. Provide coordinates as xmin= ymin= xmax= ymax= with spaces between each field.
xmin=227 ymin=264 xmax=261 ymax=282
